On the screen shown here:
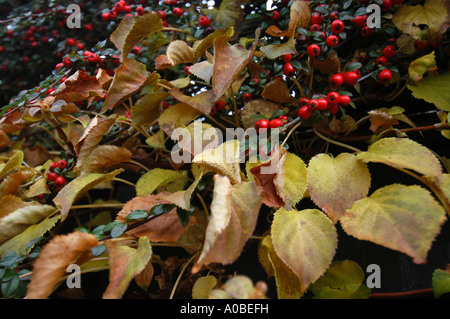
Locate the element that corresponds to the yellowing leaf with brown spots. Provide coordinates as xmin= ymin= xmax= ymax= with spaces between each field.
xmin=340 ymin=184 xmax=447 ymax=264
xmin=307 ymin=153 xmax=371 ymax=223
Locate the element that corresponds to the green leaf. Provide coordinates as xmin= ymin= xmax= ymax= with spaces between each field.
xmin=125 ymin=210 xmax=149 ymax=222
xmin=150 ymin=204 xmax=176 ymax=216
xmin=341 ymin=184 xmax=447 ymax=264
xmin=347 ymin=62 xmax=363 ymax=71
xmin=110 ymin=222 xmax=127 ymax=239
xmin=432 ymin=267 xmax=450 ymax=298
xmin=357 ymin=137 xmax=443 ymax=177
xmin=310 ymin=260 xmax=371 ymax=299
xmin=1 ymin=270 xmax=20 ymax=298
xmin=201 ymin=0 xmax=242 ymax=28
xmin=53 ymin=169 xmax=124 ymax=220
xmin=407 ymin=72 xmax=450 ymax=111
xmin=260 ymin=33 xmax=298 ymax=60
xmin=271 ymin=208 xmax=338 ymax=295
xmin=307 ymin=153 xmax=371 ymax=223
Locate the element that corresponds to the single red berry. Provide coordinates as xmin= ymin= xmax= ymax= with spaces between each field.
xmin=54 ymin=176 xmax=66 ymax=187
xmin=50 ymin=161 xmax=58 ymax=171
xmin=243 ymin=92 xmax=252 ymax=102
xmin=47 ymin=172 xmax=59 ymax=182
xmin=326 ymin=35 xmax=339 ymax=47
xmin=344 ymin=71 xmax=359 ymax=86
xmin=87 ymin=53 xmax=99 ymax=63
xmin=330 ymin=19 xmax=345 ymax=34
xmin=157 ymin=10 xmax=167 ymax=19
xmin=132 ymin=46 xmax=141 ymax=55
xmin=101 ymin=12 xmax=110 ymax=21
xmin=136 ymin=6 xmax=145 ymax=15
xmin=278 ymin=115 xmax=289 ymax=124
xmin=329 ymin=73 xmax=344 ymax=88
xmin=184 ymin=66 xmax=191 ymax=74
xmin=172 ymin=7 xmax=183 ymax=17
xmin=381 ymin=0 xmax=393 ymax=12
xmin=361 ymin=26 xmax=374 ymax=37
xmin=378 ymin=69 xmax=392 ymax=84
xmin=57 ymin=160 xmax=68 ymax=170
xmin=308 ymin=99 xmax=319 ymax=110
xmin=311 ymin=13 xmax=324 ymax=25
xmin=376 ymin=56 xmax=388 ymax=66
xmin=339 ymin=95 xmax=351 ymax=106
xmin=298 ymin=106 xmax=311 ymax=119
xmin=281 ymin=54 xmax=292 ymax=63
xmin=382 ymin=45 xmax=397 ymax=58
xmin=215 ymin=100 xmax=226 ymax=111
xmin=352 ymin=15 xmax=367 ymax=28
xmin=299 ymin=97 xmax=310 ymax=107
xmin=354 ymin=69 xmax=362 ymax=79
xmin=316 ymin=98 xmax=328 ymax=111
xmin=66 ymin=38 xmax=76 ymax=46
xmin=283 ymin=63 xmax=295 ymax=77
xmin=55 ymin=62 xmax=64 ymax=70
xmin=271 ymin=10 xmax=281 ymax=21
xmin=307 ymin=44 xmax=321 ymax=58
xmin=330 ymin=11 xmax=340 ymax=21
xmin=310 ymin=24 xmax=321 ymax=32
xmin=199 ymin=16 xmax=210 ymax=27
xmin=327 ymin=92 xmax=340 ymax=105
xmin=269 ymin=119 xmax=284 ymax=128
xmin=329 ymin=104 xmax=340 ymax=115
xmin=255 ymin=119 xmax=270 ymax=131
xmin=62 ymin=58 xmax=72 ymax=68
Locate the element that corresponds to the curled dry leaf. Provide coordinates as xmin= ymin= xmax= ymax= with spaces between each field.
xmin=266 ymin=0 xmax=311 ymax=37
xmin=261 ymin=80 xmax=297 ymax=104
xmin=26 ymin=231 xmax=99 ymax=299
xmin=52 ymin=70 xmax=104 ymax=104
xmin=166 ymin=40 xmax=195 ymax=65
xmin=368 ymin=110 xmax=399 ymax=133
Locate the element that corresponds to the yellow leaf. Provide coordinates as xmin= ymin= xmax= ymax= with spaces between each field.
xmin=0 ymin=151 xmax=23 ymax=179
xmin=408 ymin=51 xmax=438 ymax=81
xmin=341 ymin=184 xmax=447 ymax=264
xmin=79 ymin=145 xmax=132 ymax=174
xmin=158 ymin=102 xmax=202 ymax=135
xmin=166 ymin=40 xmax=195 ymax=65
xmin=192 ymin=275 xmax=218 ymax=299
xmin=135 ymin=168 xmax=188 ymax=196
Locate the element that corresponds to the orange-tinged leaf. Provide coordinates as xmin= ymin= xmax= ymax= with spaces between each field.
xmin=266 ymin=0 xmax=311 ymax=37
xmin=26 ymin=231 xmax=99 ymax=299
xmin=368 ymin=110 xmax=399 ymax=133
xmin=0 ymin=151 xmax=23 ymax=179
xmin=132 ymin=92 xmax=169 ymax=127
xmin=53 ymin=169 xmax=124 ymax=220
xmin=78 ymin=145 xmax=133 ymax=174
xmin=307 ymin=153 xmax=371 ymax=223
xmin=158 ymin=102 xmax=202 ymax=135
xmin=52 ymin=70 xmax=104 ymax=104
xmin=169 ymin=88 xmax=216 ymax=115
xmin=116 ymin=193 xmax=196 ymax=242
xmin=261 ymin=79 xmax=296 ymax=104
xmin=166 ymin=40 xmax=195 ymax=65
xmin=0 ymin=167 xmax=36 ymax=197
xmin=102 ymin=59 xmax=159 ymax=112
xmin=340 ymin=184 xmax=447 ymax=264
xmin=193 ymin=27 xmax=234 ymax=60
xmin=110 ymin=12 xmax=163 ymax=61
xmin=103 ymin=237 xmax=152 ymax=299
xmin=271 ymin=208 xmax=338 ymax=295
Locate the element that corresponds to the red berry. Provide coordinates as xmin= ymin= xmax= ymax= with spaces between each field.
xmin=62 ymin=58 xmax=72 ymax=68
xmin=326 ymin=35 xmax=339 ymax=47
xmin=87 ymin=53 xmax=99 ymax=63
xmin=307 ymin=44 xmax=321 ymax=58
xmin=316 ymin=98 xmax=328 ymax=111
xmin=361 ymin=26 xmax=374 ymax=37
xmin=339 ymin=95 xmax=351 ymax=106
xmin=184 ymin=66 xmax=191 ymax=74
xmin=50 ymin=161 xmax=57 ymax=171
xmin=330 ymin=19 xmax=345 ymax=34
xmin=310 ymin=24 xmax=321 ymax=32
xmin=283 ymin=63 xmax=295 ymax=77
xmin=379 ymin=69 xmax=392 ymax=84
xmin=299 ymin=97 xmax=309 ymax=107
xmin=215 ymin=100 xmax=227 ymax=111
xmin=172 ymin=7 xmax=183 ymax=17
xmin=199 ymin=16 xmax=210 ymax=27
xmin=133 ymin=46 xmax=141 ymax=55
xmin=414 ymin=40 xmax=429 ymax=51
xmin=157 ymin=10 xmax=167 ymax=19
xmin=278 ymin=115 xmax=289 ymax=124
xmin=243 ymin=92 xmax=252 ymax=102
xmin=47 ymin=172 xmax=58 ymax=182
xmin=329 ymin=74 xmax=344 ymax=88
xmin=269 ymin=119 xmax=284 ymax=128
xmin=352 ymin=15 xmax=367 ymax=28
xmin=55 ymin=176 xmax=66 ymax=187
xmin=381 ymin=0 xmax=392 ymax=12
xmin=271 ymin=10 xmax=281 ymax=21
xmin=66 ymin=38 xmax=76 ymax=46
xmin=55 ymin=62 xmax=64 ymax=70
xmin=376 ymin=56 xmax=388 ymax=66
xmin=311 ymin=13 xmax=324 ymax=25
xmin=330 ymin=11 xmax=340 ymax=21
xmin=344 ymin=71 xmax=359 ymax=86
xmin=281 ymin=54 xmax=292 ymax=63
xmin=255 ymin=119 xmax=270 ymax=131
xmin=308 ymin=99 xmax=319 ymax=110
xmin=298 ymin=106 xmax=311 ymax=119
xmin=382 ymin=45 xmax=397 ymax=58
xmin=136 ymin=6 xmax=145 ymax=15
xmin=329 ymin=104 xmax=340 ymax=115
xmin=57 ymin=160 xmax=68 ymax=170
xmin=327 ymin=92 xmax=340 ymax=105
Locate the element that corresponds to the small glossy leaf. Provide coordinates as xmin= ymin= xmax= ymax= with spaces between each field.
xmin=125 ymin=210 xmax=149 ymax=222
xmin=432 ymin=266 xmax=450 ymax=298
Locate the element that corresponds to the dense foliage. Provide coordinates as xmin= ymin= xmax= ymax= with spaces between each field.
xmin=0 ymin=0 xmax=449 ymax=299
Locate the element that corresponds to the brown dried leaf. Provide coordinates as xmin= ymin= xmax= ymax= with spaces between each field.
xmin=169 ymin=88 xmax=216 ymax=115
xmin=312 ymin=51 xmax=341 ymax=75
xmin=79 ymin=145 xmax=133 ymax=174
xmin=166 ymin=40 xmax=195 ymax=65
xmin=266 ymin=0 xmax=311 ymax=37
xmin=26 ymin=232 xmax=99 ymax=299
xmin=240 ymin=99 xmax=284 ymax=129
xmin=368 ymin=110 xmax=399 ymax=133
xmin=261 ymin=80 xmax=296 ymax=104
xmin=53 ymin=70 xmax=104 ymax=104
xmin=24 ymin=145 xmax=51 ymax=167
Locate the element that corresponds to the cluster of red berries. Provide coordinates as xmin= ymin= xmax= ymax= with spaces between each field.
xmin=210 ymin=100 xmax=227 ymax=116
xmin=47 ymin=160 xmax=69 ymax=188
xmin=297 ymin=92 xmax=350 ymax=120
xmin=255 ymin=115 xmax=289 ymax=132
xmin=101 ymin=0 xmax=146 ymax=22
